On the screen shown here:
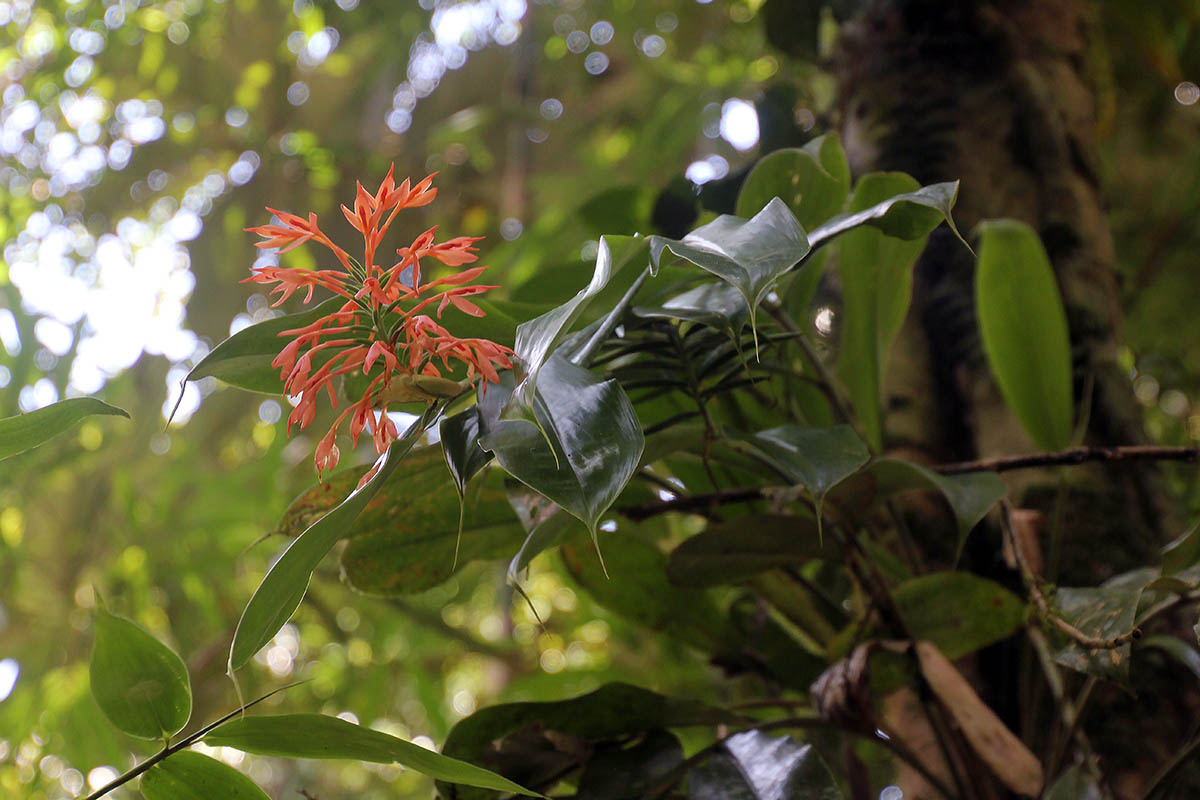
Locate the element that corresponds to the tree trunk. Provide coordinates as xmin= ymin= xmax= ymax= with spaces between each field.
xmin=832 ymin=1 xmax=1190 ymax=795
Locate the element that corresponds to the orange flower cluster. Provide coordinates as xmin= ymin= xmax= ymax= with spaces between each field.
xmin=244 ymin=167 xmax=513 ymax=478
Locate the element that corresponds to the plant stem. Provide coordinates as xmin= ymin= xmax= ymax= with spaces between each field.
xmin=935 ymin=445 xmax=1200 ymax=475
xmin=82 ymin=682 xmax=303 ymax=800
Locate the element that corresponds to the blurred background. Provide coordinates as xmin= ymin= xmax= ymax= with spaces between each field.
xmin=0 ymin=1 xmax=1197 ymax=798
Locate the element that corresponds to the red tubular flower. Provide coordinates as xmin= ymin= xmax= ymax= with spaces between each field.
xmin=245 ymin=167 xmax=513 ymax=478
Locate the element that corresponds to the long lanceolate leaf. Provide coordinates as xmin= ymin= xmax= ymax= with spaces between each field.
xmin=836 ymin=173 xmax=933 ymax=450
xmin=975 ymin=219 xmax=1075 ymax=451
xmin=229 ymin=407 xmax=437 ymax=671
xmin=204 ymin=714 xmax=541 ymax=796
xmin=0 ymin=397 xmax=128 ymax=461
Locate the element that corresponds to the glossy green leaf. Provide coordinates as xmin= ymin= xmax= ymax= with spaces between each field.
xmin=894 ymin=572 xmax=1027 ymax=658
xmin=440 ymin=406 xmax=493 ymax=497
xmin=440 ymin=683 xmax=737 ymax=800
xmin=735 ymin=136 xmax=850 ymax=230
xmin=649 ymin=198 xmax=810 ymax=350
xmin=634 ymin=280 xmax=750 ymax=343
xmin=808 ymin=180 xmax=963 ymax=249
xmin=89 ymin=606 xmax=191 ymax=740
xmin=867 ymin=458 xmax=1008 ymax=556
xmin=976 ymin=220 xmax=1074 ymax=451
xmin=836 ymin=173 xmax=930 ymax=449
xmin=481 ymin=355 xmax=643 ymax=565
xmin=576 ymin=729 xmax=684 ymax=800
xmin=229 ymin=408 xmax=435 ymax=670
xmin=204 ymin=713 xmax=540 ymax=796
xmin=439 ymin=378 xmax=509 ymax=563
xmin=562 ymin=531 xmax=731 ymax=650
xmin=141 ymin=751 xmax=269 ymax=800
xmin=1052 ymin=571 xmax=1147 ymax=685
xmin=748 ymin=424 xmax=870 ymax=531
xmin=666 ymin=514 xmax=840 ymax=587
xmin=184 ymin=296 xmax=344 ymax=395
xmin=512 ymin=235 xmax=647 ymax=388
xmin=801 ymin=132 xmax=851 ymax=198
xmin=0 ymin=398 xmax=128 ymax=461
xmin=689 ymin=730 xmax=843 ymax=800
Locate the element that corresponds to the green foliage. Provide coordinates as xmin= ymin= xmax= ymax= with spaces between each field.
xmin=0 ymin=398 xmax=128 ymax=460
xmin=482 ymin=355 xmax=644 ymax=568
xmin=8 ymin=4 xmax=1198 ymax=796
xmin=835 ymin=173 xmax=930 ymax=449
xmin=893 ymin=572 xmax=1027 ymax=659
xmin=141 ymin=751 xmax=271 ymax=800
xmin=89 ymin=606 xmax=191 ymax=741
xmin=204 ymin=714 xmax=540 ymax=796
xmin=975 ymin=220 xmax=1075 ymax=451
xmin=229 ymin=409 xmax=436 ymax=670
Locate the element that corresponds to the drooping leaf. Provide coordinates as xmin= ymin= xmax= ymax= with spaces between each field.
xmin=204 ymin=713 xmax=540 ymax=796
xmin=735 ymin=136 xmax=850 ymax=230
xmin=184 ymin=296 xmax=344 ymax=395
xmin=440 ymin=683 xmax=737 ymax=800
xmin=649 ymin=198 xmax=810 ymax=350
xmin=666 ymin=514 xmax=839 ymax=588
xmin=975 ymin=219 xmax=1075 ymax=451
xmin=688 ymin=730 xmax=843 ymax=800
xmin=481 ymin=355 xmax=644 ymax=565
xmin=562 ymin=531 xmax=732 ymax=650
xmin=89 ymin=606 xmax=191 ymax=740
xmin=512 ymin=235 xmax=648 ymax=388
xmin=440 ymin=379 xmax=509 ymax=563
xmin=917 ymin=641 xmax=1044 ymax=796
xmin=140 ymin=751 xmax=269 ymax=800
xmin=0 ymin=398 xmax=128 ymax=461
xmin=634 ymin=280 xmax=751 ymax=343
xmin=866 ymin=458 xmax=1007 ymax=556
xmin=229 ymin=409 xmax=435 ymax=670
xmin=339 ymin=468 xmax=528 ymax=596
xmin=440 ymin=406 xmax=493 ymax=498
xmin=894 ymin=572 xmax=1027 ymax=658
xmin=835 ymin=173 xmax=930 ymax=449
xmin=575 ymin=730 xmax=684 ymax=800
xmin=1052 ymin=572 xmax=1146 ymax=685
xmin=747 ymin=424 xmax=870 ymax=535
xmin=808 ymin=180 xmax=963 ymax=249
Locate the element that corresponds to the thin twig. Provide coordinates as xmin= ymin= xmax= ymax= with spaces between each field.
xmin=936 ymin=445 xmax=1200 ymax=475
xmin=1001 ymin=503 xmax=1140 ymax=650
xmin=619 ymin=487 xmax=763 ymax=521
xmin=622 ymin=442 xmax=1200 ymax=522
